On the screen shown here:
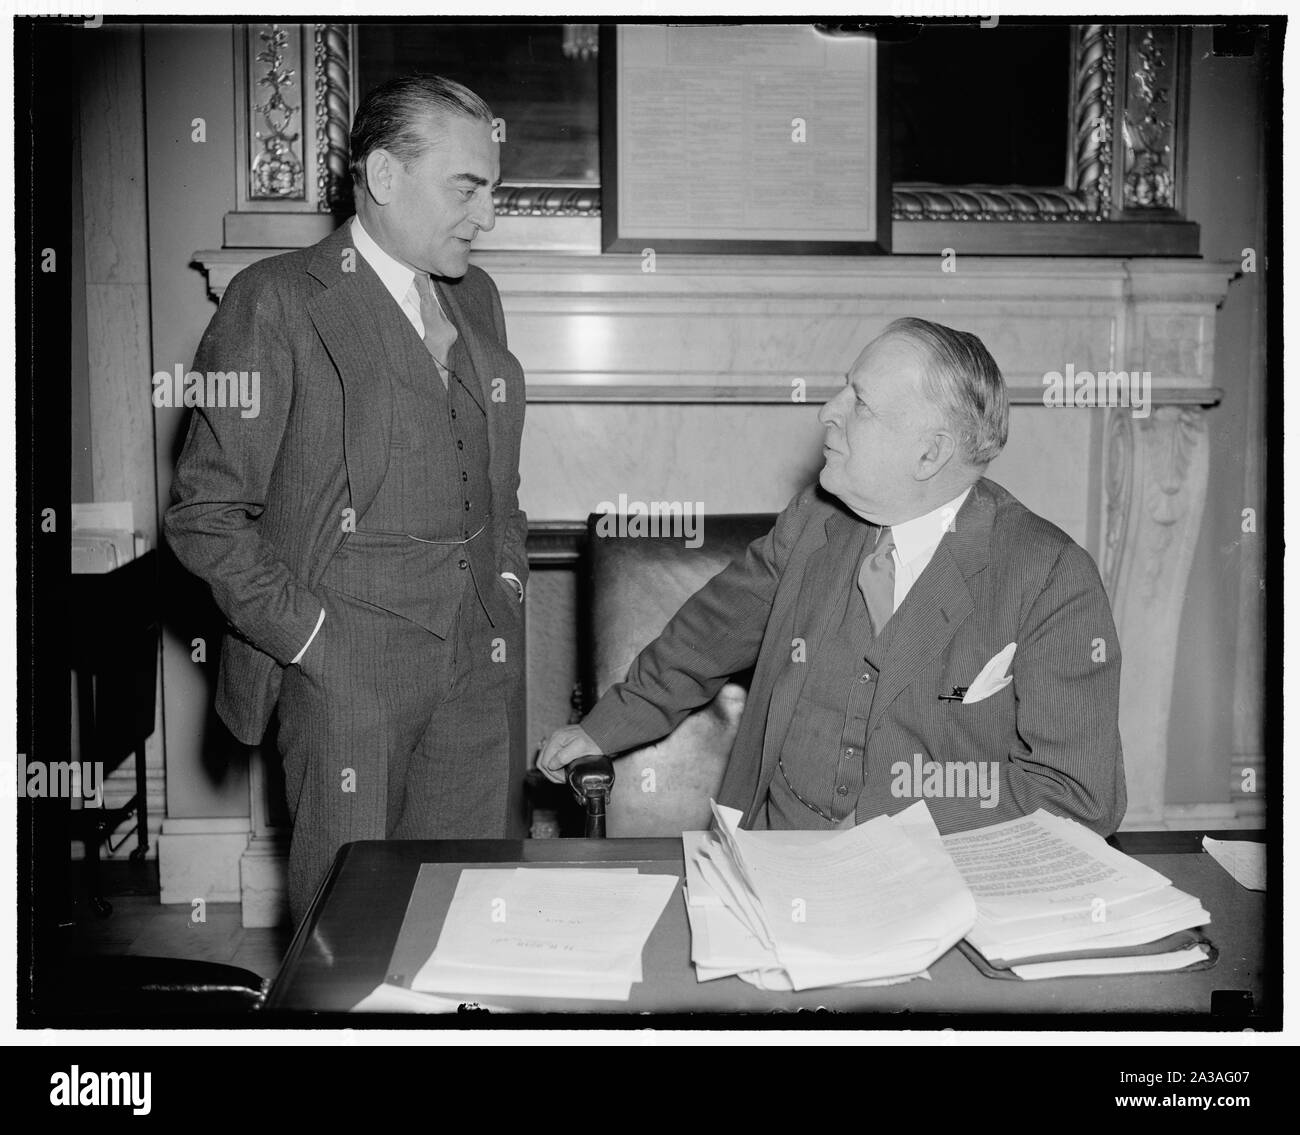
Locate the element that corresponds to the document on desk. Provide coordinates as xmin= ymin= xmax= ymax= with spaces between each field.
xmin=682 ymin=801 xmax=974 ymax=991
xmin=941 ymin=811 xmax=1173 ymax=920
xmin=942 ymin=810 xmax=1212 ymax=972
xmin=411 ymin=867 xmax=677 ymax=1002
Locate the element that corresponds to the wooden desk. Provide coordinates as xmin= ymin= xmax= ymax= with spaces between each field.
xmin=264 ymin=832 xmax=1270 ymax=1023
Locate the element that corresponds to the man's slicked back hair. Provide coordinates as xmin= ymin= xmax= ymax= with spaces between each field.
xmin=882 ymin=316 xmax=1009 ymax=467
xmin=349 ymin=73 xmax=494 ymax=193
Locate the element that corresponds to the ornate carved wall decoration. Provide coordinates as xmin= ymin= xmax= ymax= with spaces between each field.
xmin=494 ymin=185 xmax=602 ymax=218
xmin=1104 ymin=403 xmax=1210 ymax=823
xmin=248 ymin=24 xmax=305 ymax=199
xmin=1121 ymin=26 xmax=1182 ymax=211
xmin=313 ymin=24 xmax=351 ymax=212
xmin=1070 ymin=23 xmax=1116 ymax=215
xmin=1101 ymin=406 xmax=1133 ymax=601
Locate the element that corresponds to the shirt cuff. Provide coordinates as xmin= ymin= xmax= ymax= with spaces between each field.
xmin=290 ymin=607 xmax=326 ymax=665
xmin=500 ymin=572 xmax=524 ymax=603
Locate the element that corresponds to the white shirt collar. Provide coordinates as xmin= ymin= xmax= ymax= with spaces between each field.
xmin=350 ymin=214 xmax=417 ymax=309
xmin=889 ymin=486 xmax=972 ymax=569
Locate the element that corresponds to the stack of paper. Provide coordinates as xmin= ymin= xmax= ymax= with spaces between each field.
xmin=683 ymin=800 xmax=976 ymax=990
xmin=411 ymin=867 xmax=677 ymax=1002
xmin=941 ymin=811 xmax=1213 ymax=980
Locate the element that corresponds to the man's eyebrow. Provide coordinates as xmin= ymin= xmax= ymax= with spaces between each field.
xmin=451 ymin=173 xmax=503 ymax=190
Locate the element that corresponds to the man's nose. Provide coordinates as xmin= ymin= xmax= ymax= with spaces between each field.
xmin=472 ymin=189 xmax=496 ymax=234
xmin=820 ymin=388 xmax=848 ymax=427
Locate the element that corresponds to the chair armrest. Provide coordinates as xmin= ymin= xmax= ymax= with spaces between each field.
xmin=567 ymin=755 xmax=615 ymax=838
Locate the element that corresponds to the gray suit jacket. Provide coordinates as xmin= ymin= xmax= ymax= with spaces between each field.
xmin=581 ymin=478 xmax=1127 ymax=836
xmin=165 ymin=221 xmax=528 ymax=744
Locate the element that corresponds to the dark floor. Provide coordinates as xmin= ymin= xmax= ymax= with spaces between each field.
xmin=60 ymin=860 xmax=293 ymax=981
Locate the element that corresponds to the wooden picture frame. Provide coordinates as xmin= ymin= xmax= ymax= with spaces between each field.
xmin=887 ymin=23 xmax=1197 ymax=254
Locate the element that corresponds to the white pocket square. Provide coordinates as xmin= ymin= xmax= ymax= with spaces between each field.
xmin=962 ymin=642 xmax=1016 ymax=704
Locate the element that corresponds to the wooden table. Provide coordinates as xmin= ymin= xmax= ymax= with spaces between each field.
xmin=264 ymin=831 xmax=1271 ymax=1024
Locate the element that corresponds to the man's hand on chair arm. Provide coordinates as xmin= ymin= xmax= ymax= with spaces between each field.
xmin=537 ymin=725 xmax=604 ymax=783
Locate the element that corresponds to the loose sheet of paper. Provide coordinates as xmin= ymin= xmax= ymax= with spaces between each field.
xmin=1203 ymin=837 xmax=1265 ymax=891
xmin=411 ymin=867 xmax=677 ymax=1002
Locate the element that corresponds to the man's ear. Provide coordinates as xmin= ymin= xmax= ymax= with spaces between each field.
xmin=364 ymin=149 xmax=396 ymax=205
xmin=915 ymin=428 xmax=958 ymax=482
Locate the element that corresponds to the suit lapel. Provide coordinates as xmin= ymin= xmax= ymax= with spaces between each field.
xmin=306 ymin=223 xmax=403 ymax=517
xmin=866 ymin=480 xmax=995 ymax=733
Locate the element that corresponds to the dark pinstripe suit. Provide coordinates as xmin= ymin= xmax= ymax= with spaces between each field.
xmin=165 ymin=222 xmax=528 ymax=919
xmin=581 ymin=477 xmax=1127 ymax=837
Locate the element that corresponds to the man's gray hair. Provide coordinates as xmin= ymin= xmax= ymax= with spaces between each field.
xmin=883 ymin=316 xmax=1009 ymax=467
xmin=350 ymin=73 xmax=494 ymax=193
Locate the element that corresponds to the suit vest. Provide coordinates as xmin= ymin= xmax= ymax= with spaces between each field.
xmin=762 ymin=522 xmax=901 ymax=830
xmin=317 ymin=310 xmax=497 ymax=637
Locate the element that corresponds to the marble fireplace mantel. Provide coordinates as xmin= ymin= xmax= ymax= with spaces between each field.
xmin=190 ymin=247 xmax=1237 ymax=922
xmin=196 ymin=250 xmax=1230 ymax=407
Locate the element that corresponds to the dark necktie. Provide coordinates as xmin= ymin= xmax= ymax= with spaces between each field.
xmin=857 ymin=526 xmax=896 ymax=636
xmin=411 ymin=273 xmax=458 ymax=388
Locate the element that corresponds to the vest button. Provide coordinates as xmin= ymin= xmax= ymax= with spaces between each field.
xmin=835 ymin=785 xmax=849 ymax=796
xmin=464 ymin=500 xmax=471 ymax=510
xmin=458 ymin=559 xmax=468 ymax=570
xmin=859 ymin=672 xmax=871 ymax=683
xmin=457 ymin=440 xmax=463 ymax=450
xmin=461 ymin=471 xmax=468 ymax=482
xmin=451 ymin=408 xmax=457 ymax=419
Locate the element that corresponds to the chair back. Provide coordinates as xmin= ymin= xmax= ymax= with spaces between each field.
xmin=584 ymin=513 xmax=775 ymax=836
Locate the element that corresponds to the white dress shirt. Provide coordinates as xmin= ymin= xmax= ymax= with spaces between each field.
xmin=885 ymin=486 xmax=972 ymax=614
xmin=350 ymin=213 xmax=443 ymax=337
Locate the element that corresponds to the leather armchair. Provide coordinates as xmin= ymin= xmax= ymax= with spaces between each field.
xmin=570 ymin=513 xmax=775 ymax=837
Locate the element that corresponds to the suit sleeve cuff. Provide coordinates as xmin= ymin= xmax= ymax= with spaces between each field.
xmin=290 ymin=607 xmax=326 ymax=665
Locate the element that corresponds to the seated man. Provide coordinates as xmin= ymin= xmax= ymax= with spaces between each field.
xmin=539 ymin=317 xmax=1126 ymax=836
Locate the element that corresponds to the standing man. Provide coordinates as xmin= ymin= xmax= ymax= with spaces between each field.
xmin=166 ymin=76 xmax=528 ymax=923
xmin=540 ymin=318 xmax=1126 ymax=838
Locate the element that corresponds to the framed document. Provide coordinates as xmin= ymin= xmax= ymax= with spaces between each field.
xmin=602 ymin=24 xmax=889 ymax=254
